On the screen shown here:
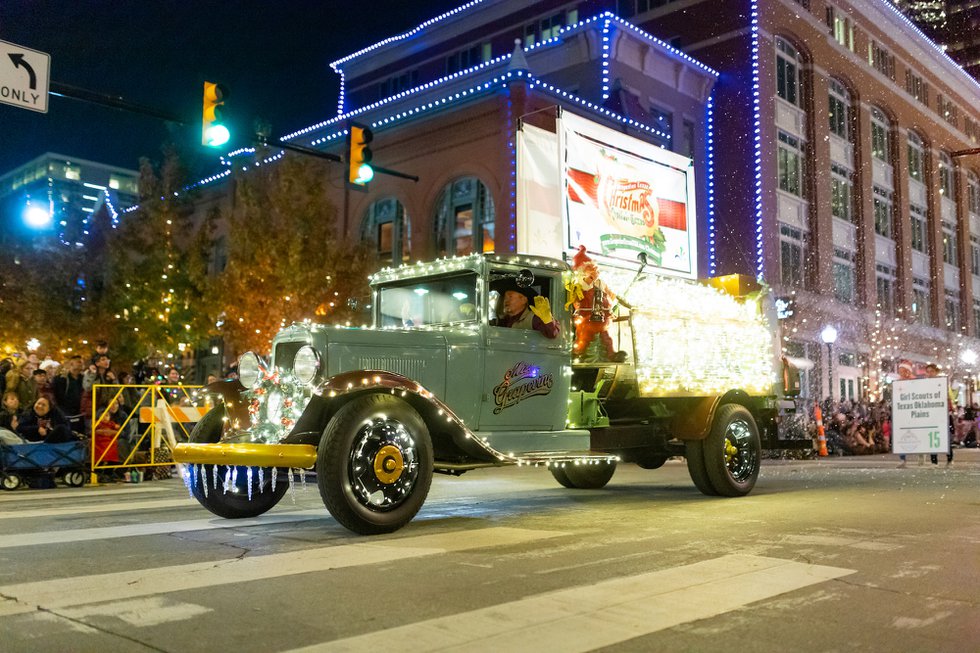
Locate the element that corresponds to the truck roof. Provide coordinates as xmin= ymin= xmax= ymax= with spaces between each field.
xmin=370 ymin=253 xmax=568 ymax=286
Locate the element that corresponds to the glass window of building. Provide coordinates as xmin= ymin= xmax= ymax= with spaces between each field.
xmin=434 ymin=177 xmax=495 ymax=257
xmin=362 ymin=198 xmax=411 ymax=265
xmin=907 ymin=132 xmax=925 ymax=182
xmin=910 ymin=203 xmax=928 ymax=252
xmin=779 ymin=224 xmax=806 ymax=288
xmin=828 ymin=79 xmax=850 ymax=140
xmin=830 ymin=164 xmax=853 ymax=223
xmin=971 ymin=235 xmax=980 ymax=276
xmin=833 ymin=248 xmax=856 ymax=303
xmin=873 ymin=186 xmax=893 ymax=238
xmin=875 ymin=264 xmax=895 ymax=316
xmin=871 ymin=108 xmax=890 ymax=162
xmin=775 ymin=37 xmax=802 ymax=107
xmin=938 ymin=152 xmax=955 ymax=198
xmin=968 ymin=171 xmax=980 ymax=215
xmin=942 ymin=221 xmax=958 ymax=266
xmin=777 ymin=131 xmax=804 ymax=197
xmin=912 ymin=277 xmax=931 ymax=325
xmin=946 ymin=290 xmax=961 ymax=331
xmin=974 ymin=299 xmax=980 ymax=334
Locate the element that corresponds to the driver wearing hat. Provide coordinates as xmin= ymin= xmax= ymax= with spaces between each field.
xmin=494 ymin=280 xmax=559 ymax=339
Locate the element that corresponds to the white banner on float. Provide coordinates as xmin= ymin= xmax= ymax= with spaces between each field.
xmin=560 ymin=111 xmax=696 ymax=279
xmin=891 ymin=376 xmax=949 ymax=454
xmin=516 ymin=123 xmax=563 ymax=257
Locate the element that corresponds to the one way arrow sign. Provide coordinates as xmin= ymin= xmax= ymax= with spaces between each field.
xmin=0 ymin=39 xmax=50 ymax=113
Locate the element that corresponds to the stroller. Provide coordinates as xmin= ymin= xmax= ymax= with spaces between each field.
xmin=0 ymin=440 xmax=88 ymax=490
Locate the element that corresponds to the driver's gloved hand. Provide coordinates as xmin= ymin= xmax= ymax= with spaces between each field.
xmin=529 ymin=296 xmax=553 ymax=324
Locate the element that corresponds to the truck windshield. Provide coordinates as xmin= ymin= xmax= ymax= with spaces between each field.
xmin=377 ymin=273 xmax=478 ymax=328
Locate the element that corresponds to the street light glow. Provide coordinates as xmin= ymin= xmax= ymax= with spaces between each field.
xmin=24 ymin=205 xmax=52 ymax=229
xmin=961 ymin=349 xmax=977 ymax=366
xmin=820 ymin=325 xmax=838 ymax=345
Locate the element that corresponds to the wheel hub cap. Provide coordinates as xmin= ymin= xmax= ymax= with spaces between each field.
xmin=373 ymin=445 xmax=405 ymax=484
xmin=349 ymin=416 xmax=419 ymax=511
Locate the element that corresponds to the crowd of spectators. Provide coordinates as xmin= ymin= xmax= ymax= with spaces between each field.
xmin=0 ymin=341 xmax=202 ymax=465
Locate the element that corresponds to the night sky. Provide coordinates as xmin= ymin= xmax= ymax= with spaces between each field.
xmin=0 ymin=0 xmax=464 ymax=177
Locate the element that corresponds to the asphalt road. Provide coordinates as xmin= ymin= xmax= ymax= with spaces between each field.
xmin=1 ymin=452 xmax=978 ymax=652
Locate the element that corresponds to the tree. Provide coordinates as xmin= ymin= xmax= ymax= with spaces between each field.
xmin=101 ymin=148 xmax=215 ymax=364
xmin=211 ymin=153 xmax=373 ymax=355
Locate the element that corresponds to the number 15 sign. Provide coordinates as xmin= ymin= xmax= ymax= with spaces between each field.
xmin=892 ymin=376 xmax=949 ymax=454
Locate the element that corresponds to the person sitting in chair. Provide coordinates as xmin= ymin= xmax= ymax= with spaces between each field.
xmin=494 ymin=280 xmax=559 ymax=339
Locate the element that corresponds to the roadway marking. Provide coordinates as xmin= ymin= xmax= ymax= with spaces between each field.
xmin=0 ymin=484 xmax=170 ymax=503
xmin=0 ymin=509 xmax=329 ymax=548
xmin=0 ymin=527 xmax=565 ymax=614
xmin=59 ymin=596 xmax=213 ymax=627
xmin=284 ymin=554 xmax=854 ymax=653
xmin=0 ymin=498 xmax=197 ymax=520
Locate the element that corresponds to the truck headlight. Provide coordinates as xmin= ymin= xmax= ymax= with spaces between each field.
xmin=238 ymin=352 xmax=263 ymax=388
xmin=293 ymin=346 xmax=320 ymax=385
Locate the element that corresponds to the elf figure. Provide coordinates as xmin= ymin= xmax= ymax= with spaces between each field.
xmin=566 ymin=245 xmax=627 ymax=362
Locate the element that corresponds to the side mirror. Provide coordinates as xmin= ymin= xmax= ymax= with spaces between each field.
xmin=515 ymin=268 xmax=535 ymax=288
xmin=636 ymin=252 xmax=648 ymax=266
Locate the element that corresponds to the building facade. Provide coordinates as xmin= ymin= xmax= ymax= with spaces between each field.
xmin=0 ymin=152 xmax=139 ymax=247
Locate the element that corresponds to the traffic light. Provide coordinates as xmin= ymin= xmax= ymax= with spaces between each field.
xmin=347 ymin=123 xmax=374 ymax=187
xmin=202 ymin=81 xmax=230 ymax=147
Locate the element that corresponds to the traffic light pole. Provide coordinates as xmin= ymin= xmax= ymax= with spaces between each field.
xmin=258 ymin=136 xmax=418 ymax=182
xmin=49 ymin=81 xmax=189 ymax=124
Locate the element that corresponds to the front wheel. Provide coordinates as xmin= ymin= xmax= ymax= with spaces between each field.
xmin=317 ymin=394 xmax=433 ymax=535
xmin=62 ymin=470 xmax=86 ymax=487
xmin=548 ymin=460 xmax=616 ymax=489
xmin=1 ymin=473 xmax=21 ymax=491
xmin=187 ymin=406 xmax=288 ymax=519
xmin=702 ymin=404 xmax=761 ymax=497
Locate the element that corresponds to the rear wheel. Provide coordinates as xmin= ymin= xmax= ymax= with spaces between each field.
xmin=548 ymin=460 xmax=616 ymax=489
xmin=317 ymin=394 xmax=433 ymax=535
xmin=187 ymin=407 xmax=288 ymax=519
xmin=702 ymin=404 xmax=761 ymax=497
xmin=1 ymin=473 xmax=20 ymax=491
xmin=63 ymin=470 xmax=86 ymax=487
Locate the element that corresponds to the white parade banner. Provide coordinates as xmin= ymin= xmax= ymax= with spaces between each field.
xmin=891 ymin=376 xmax=949 ymax=454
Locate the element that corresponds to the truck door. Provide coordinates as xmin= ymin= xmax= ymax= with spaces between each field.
xmin=479 ymin=270 xmax=571 ymax=431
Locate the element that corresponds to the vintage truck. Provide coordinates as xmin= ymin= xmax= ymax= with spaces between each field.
xmin=173 ymin=251 xmax=788 ymax=535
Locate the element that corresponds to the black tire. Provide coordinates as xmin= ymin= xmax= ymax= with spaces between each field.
xmin=1 ymin=473 xmax=20 ymax=491
xmin=634 ymin=453 xmax=668 ymax=470
xmin=685 ymin=439 xmax=719 ymax=496
xmin=317 ymin=394 xmax=433 ymax=535
xmin=703 ymin=404 xmax=761 ymax=497
xmin=63 ymin=470 xmax=86 ymax=487
xmin=187 ymin=406 xmax=288 ymax=519
xmin=549 ymin=460 xmax=616 ymax=489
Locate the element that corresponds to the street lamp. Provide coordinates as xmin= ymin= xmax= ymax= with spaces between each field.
xmin=820 ymin=325 xmax=838 ymax=400
xmin=961 ymin=349 xmax=977 ymax=406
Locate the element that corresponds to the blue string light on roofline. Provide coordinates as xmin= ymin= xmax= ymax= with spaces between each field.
xmin=335 ymin=67 xmax=346 ymax=115
xmin=102 ymin=189 xmax=119 ymax=227
xmin=601 ymin=18 xmax=612 ymax=100
xmin=706 ymin=93 xmax=716 ymax=276
xmin=750 ymin=0 xmax=764 ymax=280
xmin=505 ymin=85 xmax=516 ymax=249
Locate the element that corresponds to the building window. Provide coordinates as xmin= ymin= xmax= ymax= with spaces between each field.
xmin=777 ymin=131 xmax=804 ymax=197
xmin=970 ymin=235 xmax=980 ymax=275
xmin=826 ymin=6 xmax=855 ymax=51
xmin=362 ymin=198 xmax=410 ymax=265
xmin=775 ymin=37 xmax=802 ymax=107
xmin=379 ymin=70 xmax=419 ymax=98
xmin=873 ymin=186 xmax=894 ymax=238
xmin=910 ymin=203 xmax=928 ymax=252
xmin=876 ymin=264 xmax=895 ymax=316
xmin=966 ymin=117 xmax=980 ymax=145
xmin=936 ymin=94 xmax=959 ymax=129
xmin=907 ymin=131 xmax=925 ymax=182
xmin=828 ymin=79 xmax=850 ymax=140
xmin=525 ymin=9 xmax=579 ymax=46
xmin=938 ymin=151 xmax=955 ymax=198
xmin=905 ymin=69 xmax=929 ymax=105
xmin=616 ymin=0 xmax=680 ymax=17
xmin=446 ymin=44 xmax=490 ymax=75
xmin=434 ymin=177 xmax=495 ymax=257
xmin=974 ymin=299 xmax=980 ymax=334
xmin=833 ymin=248 xmax=856 ymax=303
xmin=946 ymin=290 xmax=961 ymax=331
xmin=871 ymin=108 xmax=890 ymax=163
xmin=779 ymin=224 xmax=806 ymax=288
xmin=968 ymin=172 xmax=980 ymax=215
xmin=912 ymin=277 xmax=931 ymax=325
xmin=868 ymin=41 xmax=895 ymax=80
xmin=831 ymin=164 xmax=854 ymax=224
xmin=942 ymin=221 xmax=958 ymax=266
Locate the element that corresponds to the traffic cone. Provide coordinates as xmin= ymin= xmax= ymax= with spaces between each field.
xmin=814 ymin=404 xmax=828 ymax=456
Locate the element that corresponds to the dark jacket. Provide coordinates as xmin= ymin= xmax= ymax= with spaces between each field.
xmin=17 ymin=406 xmax=74 ymax=443
xmin=53 ymin=373 xmax=84 ymax=415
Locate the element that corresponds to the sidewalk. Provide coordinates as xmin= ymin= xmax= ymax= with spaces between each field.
xmin=765 ymin=446 xmax=980 ymax=467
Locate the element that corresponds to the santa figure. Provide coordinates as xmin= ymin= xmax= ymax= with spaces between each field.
xmin=566 ymin=245 xmax=627 ymax=362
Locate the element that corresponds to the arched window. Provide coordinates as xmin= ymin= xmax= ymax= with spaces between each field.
xmin=775 ymin=37 xmax=802 ymax=107
xmin=828 ymin=79 xmax=851 ymax=141
xmin=968 ymin=171 xmax=980 ymax=216
xmin=361 ymin=198 xmax=410 ymax=265
xmin=907 ymin=131 xmax=925 ymax=182
xmin=870 ymin=107 xmax=891 ymax=163
xmin=433 ymin=177 xmax=495 ymax=256
xmin=938 ymin=151 xmax=955 ymax=198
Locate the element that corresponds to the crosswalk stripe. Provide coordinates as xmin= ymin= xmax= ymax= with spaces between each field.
xmin=0 ymin=498 xmax=196 ymax=520
xmin=283 ymin=554 xmax=854 ymax=653
xmin=0 ymin=509 xmax=328 ymax=548
xmin=0 ymin=527 xmax=565 ymax=614
xmin=0 ymin=484 xmax=170 ymax=503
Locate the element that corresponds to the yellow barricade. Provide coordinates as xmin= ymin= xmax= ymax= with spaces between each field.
xmin=89 ymin=384 xmax=209 ymax=484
